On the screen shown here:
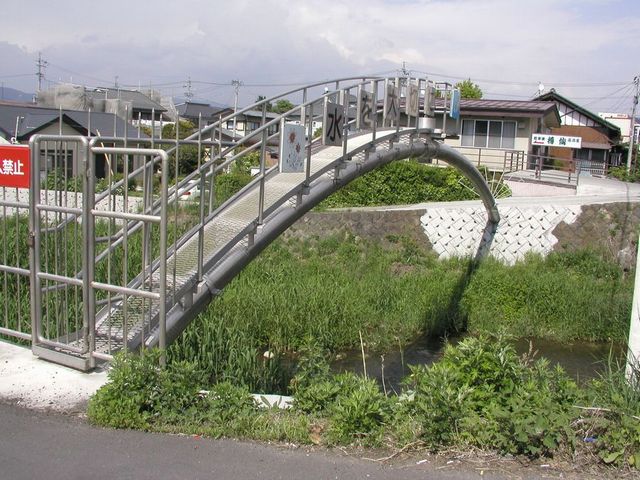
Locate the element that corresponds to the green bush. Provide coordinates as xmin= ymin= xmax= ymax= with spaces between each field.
xmin=215 ymin=171 xmax=252 ymax=205
xmin=580 ymin=360 xmax=640 ymax=468
xmin=88 ymin=350 xmax=166 ymax=429
xmin=327 ymin=376 xmax=391 ymax=445
xmin=320 ymin=161 xmax=508 ymax=208
xmin=201 ymin=381 xmax=255 ymax=425
xmin=608 ymin=166 xmax=640 ymax=183
xmin=400 ymin=334 xmax=579 ymax=456
xmin=88 ymin=350 xmax=260 ymax=432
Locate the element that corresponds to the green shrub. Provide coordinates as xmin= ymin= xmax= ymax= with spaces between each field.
xmin=201 ymin=381 xmax=255 ymax=425
xmin=608 ymin=166 xmax=640 ymax=183
xmin=215 ymin=172 xmax=252 ymax=205
xmin=320 ymin=161 xmax=489 ymax=208
xmin=88 ymin=350 xmax=165 ymax=429
xmin=580 ymin=360 xmax=640 ymax=468
xmin=327 ymin=376 xmax=391 ymax=445
xmin=400 ymin=334 xmax=579 ymax=456
xmin=290 ymin=336 xmax=331 ymax=393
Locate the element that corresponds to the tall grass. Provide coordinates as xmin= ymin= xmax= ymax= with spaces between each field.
xmin=461 ymin=250 xmax=632 ymax=341
xmin=168 ymin=236 xmax=632 ymax=393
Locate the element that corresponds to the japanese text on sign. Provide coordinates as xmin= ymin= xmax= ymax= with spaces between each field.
xmin=531 ymin=134 xmax=582 ymax=149
xmin=406 ymin=82 xmax=419 ymax=117
xmin=384 ymin=84 xmax=399 ymax=126
xmin=358 ymin=89 xmax=374 ymax=130
xmin=323 ymin=101 xmax=344 ymax=147
xmin=0 ymin=145 xmax=30 ymax=188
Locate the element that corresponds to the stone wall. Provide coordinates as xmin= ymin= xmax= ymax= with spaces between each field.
xmin=283 ymin=202 xmax=640 ymax=268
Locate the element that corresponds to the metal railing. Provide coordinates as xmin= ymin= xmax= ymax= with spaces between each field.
xmin=0 ymin=75 xmax=501 ymax=369
xmin=429 ymin=146 xmax=589 ymax=187
xmin=431 ymin=146 xmax=527 ymax=173
xmin=0 ymin=160 xmax=30 ymax=342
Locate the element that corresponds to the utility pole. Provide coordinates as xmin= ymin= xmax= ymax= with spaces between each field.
xmin=184 ymin=76 xmax=194 ymax=101
xmin=627 ymin=75 xmax=639 ymax=173
xmin=36 ymin=52 xmax=48 ymax=93
xmin=231 ymin=79 xmax=243 ymax=139
xmin=628 ymin=75 xmax=640 ymax=385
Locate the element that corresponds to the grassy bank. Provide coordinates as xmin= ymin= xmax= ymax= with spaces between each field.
xmin=89 ymin=335 xmax=640 ymax=473
xmin=166 ymin=235 xmax=632 ymax=393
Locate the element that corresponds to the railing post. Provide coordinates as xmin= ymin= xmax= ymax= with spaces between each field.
xmin=258 ymin=104 xmax=268 ymax=224
xmin=196 ymin=114 xmax=206 ymax=284
xmin=158 ymin=151 xmax=168 ymax=365
xmin=29 ymin=136 xmax=41 ymax=348
xmin=371 ymin=80 xmax=378 ymax=144
xmin=395 ymin=76 xmax=401 ymax=136
xmin=340 ymin=88 xmax=348 ymax=166
xmin=85 ymin=145 xmax=97 ymax=367
xmin=305 ymin=102 xmax=314 ymax=186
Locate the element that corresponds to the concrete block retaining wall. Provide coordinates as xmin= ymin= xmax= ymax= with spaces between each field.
xmin=284 ymin=202 xmax=640 ymax=269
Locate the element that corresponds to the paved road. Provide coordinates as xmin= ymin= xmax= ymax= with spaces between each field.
xmin=0 ymin=402 xmax=534 ymax=480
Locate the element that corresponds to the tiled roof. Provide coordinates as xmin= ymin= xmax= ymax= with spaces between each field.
xmin=535 ymin=90 xmax=621 ymax=136
xmin=176 ymin=102 xmax=231 ymax=121
xmin=0 ymin=101 xmax=143 ymax=139
xmin=85 ymin=87 xmax=166 ymax=113
xmin=459 ymin=99 xmax=557 ymax=114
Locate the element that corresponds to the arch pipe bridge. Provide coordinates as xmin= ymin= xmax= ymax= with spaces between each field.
xmin=24 ymin=76 xmax=499 ymax=370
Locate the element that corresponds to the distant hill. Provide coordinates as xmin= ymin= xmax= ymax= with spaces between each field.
xmin=0 ymin=87 xmax=34 ymax=103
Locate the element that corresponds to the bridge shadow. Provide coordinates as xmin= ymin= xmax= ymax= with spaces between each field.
xmin=431 ymin=217 xmax=499 ymax=337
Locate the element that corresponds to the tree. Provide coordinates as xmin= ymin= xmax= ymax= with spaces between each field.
xmin=255 ymin=95 xmax=273 ymax=112
xmin=454 ymin=78 xmax=483 ymax=99
xmin=161 ymin=120 xmax=202 ymax=177
xmin=273 ymin=99 xmax=295 ymax=114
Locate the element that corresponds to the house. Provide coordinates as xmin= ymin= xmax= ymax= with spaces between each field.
xmin=176 ymin=101 xmax=232 ymax=126
xmin=598 ymin=112 xmax=640 ymax=145
xmin=37 ymin=84 xmax=168 ymax=123
xmin=224 ymin=110 xmax=280 ymax=137
xmin=535 ymin=90 xmax=622 ymax=173
xmin=0 ymin=101 xmax=144 ymax=178
xmin=431 ymin=98 xmax=561 ymax=171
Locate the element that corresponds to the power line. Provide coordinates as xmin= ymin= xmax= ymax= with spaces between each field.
xmin=412 ymin=69 xmax=628 ymax=88
xmin=0 ymin=73 xmax=34 ymax=79
xmin=46 ymin=61 xmax=112 ymax=86
xmin=581 ymin=83 xmax=635 ymax=110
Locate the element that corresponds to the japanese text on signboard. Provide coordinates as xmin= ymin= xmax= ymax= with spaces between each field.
xmin=531 ymin=134 xmax=582 ymax=149
xmin=0 ymin=145 xmax=30 ymax=188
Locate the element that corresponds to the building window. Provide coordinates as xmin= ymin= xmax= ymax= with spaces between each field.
xmin=40 ymin=149 xmax=73 ymax=176
xmin=462 ymin=119 xmax=516 ymax=149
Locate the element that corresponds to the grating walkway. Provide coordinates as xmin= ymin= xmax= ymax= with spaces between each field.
xmin=88 ymin=129 xmax=414 ymax=354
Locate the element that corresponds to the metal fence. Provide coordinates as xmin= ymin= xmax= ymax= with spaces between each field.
xmin=0 ymin=164 xmax=30 ymax=342
xmin=0 ymin=76 xmax=496 ymax=369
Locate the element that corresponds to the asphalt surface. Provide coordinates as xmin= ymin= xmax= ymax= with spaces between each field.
xmin=0 ymin=402 xmax=539 ymax=480
xmin=2 ymin=175 xmax=631 ymax=480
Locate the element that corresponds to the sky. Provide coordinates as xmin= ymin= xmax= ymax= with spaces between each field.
xmin=1 ymin=0 xmax=639 ymax=114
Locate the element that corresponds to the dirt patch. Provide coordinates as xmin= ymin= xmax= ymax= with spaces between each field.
xmin=284 ymin=209 xmax=431 ymax=252
xmin=553 ymin=203 xmax=640 ymax=271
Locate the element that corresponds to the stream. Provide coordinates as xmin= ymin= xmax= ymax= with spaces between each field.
xmin=331 ymin=335 xmax=626 ymax=392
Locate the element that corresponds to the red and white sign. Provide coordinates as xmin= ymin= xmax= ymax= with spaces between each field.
xmin=0 ymin=145 xmax=30 ymax=188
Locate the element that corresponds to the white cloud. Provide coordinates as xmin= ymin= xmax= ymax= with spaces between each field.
xmin=1 ymin=0 xmax=638 ymax=112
